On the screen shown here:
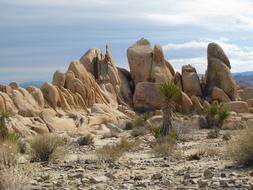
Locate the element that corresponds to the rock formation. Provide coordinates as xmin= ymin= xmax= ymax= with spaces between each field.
xmin=206 ymin=43 xmax=237 ymax=101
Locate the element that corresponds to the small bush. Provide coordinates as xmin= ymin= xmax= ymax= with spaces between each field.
xmin=124 ymin=121 xmax=134 ymax=130
xmin=131 ymin=126 xmax=147 ymax=137
xmin=29 ymin=134 xmax=65 ymax=162
xmin=227 ymin=127 xmax=253 ymax=166
xmin=97 ymin=138 xmax=139 ymax=162
xmin=0 ymin=141 xmax=18 ymax=169
xmin=77 ymin=134 xmax=94 ymax=146
xmin=188 ymin=146 xmax=218 ymax=160
xmin=207 ymin=129 xmax=219 ymax=139
xmin=151 ymin=140 xmax=181 ymax=158
xmin=205 ymin=101 xmax=229 ymax=129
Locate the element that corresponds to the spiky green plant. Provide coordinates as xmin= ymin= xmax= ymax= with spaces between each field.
xmin=205 ymin=101 xmax=229 ymax=129
xmin=158 ymin=82 xmax=180 ymax=136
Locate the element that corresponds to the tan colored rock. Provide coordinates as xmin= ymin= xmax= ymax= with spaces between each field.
xmin=133 ymin=82 xmax=163 ymax=110
xmin=127 ymin=38 xmax=153 ymax=84
xmin=68 ymin=60 xmax=108 ymax=107
xmin=206 ymin=43 xmax=237 ymax=100
xmin=0 ymin=85 xmax=13 ymax=95
xmin=52 ymin=70 xmax=66 ymax=88
xmin=182 ymin=64 xmax=202 ymax=97
xmin=11 ymin=88 xmax=42 ymax=117
xmin=165 ymin=60 xmax=175 ymax=76
xmin=26 ymin=87 xmax=45 ymax=108
xmin=246 ymin=99 xmax=253 ymax=107
xmin=174 ymin=72 xmax=183 ymax=91
xmin=225 ymin=101 xmax=249 ymax=113
xmin=0 ymin=92 xmax=18 ymax=115
xmin=176 ymin=92 xmax=193 ymax=114
xmin=211 ymin=87 xmax=231 ymax=103
xmin=0 ymin=95 xmax=5 ymax=113
xmin=151 ymin=44 xmax=173 ymax=83
xmin=191 ymin=95 xmax=203 ymax=113
xmin=41 ymin=83 xmax=61 ymax=110
xmin=9 ymin=82 xmax=19 ymax=90
xmin=208 ymin=42 xmax=231 ymax=69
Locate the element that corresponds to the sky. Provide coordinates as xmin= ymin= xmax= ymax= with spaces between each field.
xmin=1 ymin=0 xmax=253 ymax=84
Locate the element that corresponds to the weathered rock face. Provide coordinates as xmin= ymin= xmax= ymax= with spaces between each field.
xmin=211 ymin=87 xmax=231 ymax=103
xmin=182 ymin=64 xmax=202 ymax=97
xmin=52 ymin=70 xmax=66 ymax=88
xmin=176 ymin=92 xmax=193 ymax=114
xmin=225 ymin=101 xmax=249 ymax=113
xmin=133 ymin=82 xmax=163 ymax=110
xmin=206 ymin=43 xmax=237 ymax=101
xmin=191 ymin=95 xmax=203 ymax=113
xmin=174 ymin=72 xmax=183 ymax=91
xmin=117 ymin=68 xmax=134 ymax=106
xmin=127 ymin=38 xmax=173 ymax=84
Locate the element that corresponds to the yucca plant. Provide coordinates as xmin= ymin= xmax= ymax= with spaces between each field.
xmin=159 ymin=82 xmax=180 ymax=136
xmin=205 ymin=101 xmax=229 ymax=129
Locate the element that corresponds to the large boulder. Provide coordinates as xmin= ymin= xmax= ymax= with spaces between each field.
xmin=0 ymin=92 xmax=18 ymax=115
xmin=26 ymin=87 xmax=45 ymax=108
xmin=225 ymin=101 xmax=249 ymax=113
xmin=206 ymin=43 xmax=237 ymax=101
xmin=182 ymin=64 xmax=202 ymax=97
xmin=191 ymin=95 xmax=203 ymax=113
xmin=52 ymin=70 xmax=66 ymax=88
xmin=211 ymin=87 xmax=231 ymax=103
xmin=150 ymin=45 xmax=173 ymax=83
xmin=10 ymin=88 xmax=42 ymax=117
xmin=133 ymin=82 xmax=163 ymax=110
xmin=176 ymin=92 xmax=193 ymax=114
xmin=127 ymin=38 xmax=173 ymax=84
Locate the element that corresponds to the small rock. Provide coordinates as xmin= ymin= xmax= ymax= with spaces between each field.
xmin=151 ymin=173 xmax=163 ymax=180
xmin=90 ymin=176 xmax=109 ymax=184
xmin=198 ymin=179 xmax=209 ymax=188
xmin=220 ymin=173 xmax=226 ymax=178
xmin=249 ymin=171 xmax=253 ymax=177
xmin=68 ymin=172 xmax=84 ymax=179
xmin=203 ymin=169 xmax=214 ymax=179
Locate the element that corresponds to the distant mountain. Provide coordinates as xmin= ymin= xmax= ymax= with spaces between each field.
xmin=20 ymin=81 xmax=45 ymax=88
xmin=233 ymin=72 xmax=253 ymax=87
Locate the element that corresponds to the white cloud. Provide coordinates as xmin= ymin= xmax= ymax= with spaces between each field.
xmin=1 ymin=0 xmax=253 ymax=30
xmin=163 ymin=39 xmax=253 ymax=73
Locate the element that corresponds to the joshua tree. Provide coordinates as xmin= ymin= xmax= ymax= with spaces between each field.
xmin=159 ymin=82 xmax=180 ymax=136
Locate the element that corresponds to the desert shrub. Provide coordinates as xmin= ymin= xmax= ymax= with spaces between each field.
xmin=187 ymin=146 xmax=218 ymax=161
xmin=227 ymin=127 xmax=253 ymax=166
xmin=205 ymin=101 xmax=229 ymax=129
xmin=29 ymin=134 xmax=65 ymax=162
xmin=0 ymin=164 xmax=30 ymax=190
xmin=77 ymin=134 xmax=94 ymax=146
xmin=130 ymin=126 xmax=147 ymax=137
xmin=0 ymin=141 xmax=18 ymax=169
xmin=97 ymin=137 xmax=139 ymax=162
xmin=207 ymin=128 xmax=219 ymax=139
xmin=124 ymin=121 xmax=134 ymax=130
xmin=151 ymin=140 xmax=181 ymax=158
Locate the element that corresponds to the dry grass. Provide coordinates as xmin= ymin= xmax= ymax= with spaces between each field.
xmin=188 ymin=146 xmax=219 ymax=161
xmin=77 ymin=134 xmax=94 ymax=146
xmin=0 ymin=141 xmax=18 ymax=169
xmin=227 ymin=127 xmax=253 ymax=166
xmin=0 ymin=166 xmax=30 ymax=190
xmin=130 ymin=126 xmax=147 ymax=137
xmin=97 ymin=137 xmax=140 ymax=162
xmin=29 ymin=134 xmax=65 ymax=162
xmin=151 ymin=140 xmax=181 ymax=158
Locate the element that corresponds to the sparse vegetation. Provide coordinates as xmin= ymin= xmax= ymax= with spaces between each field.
xmin=205 ymin=101 xmax=230 ymax=129
xmin=29 ymin=134 xmax=65 ymax=162
xmin=97 ymin=137 xmax=139 ymax=162
xmin=227 ymin=126 xmax=253 ymax=166
xmin=151 ymin=140 xmax=181 ymax=158
xmin=158 ymin=82 xmax=180 ymax=136
xmin=0 ymin=141 xmax=18 ymax=169
xmin=77 ymin=134 xmax=94 ymax=146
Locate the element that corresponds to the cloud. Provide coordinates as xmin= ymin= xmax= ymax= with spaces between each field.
xmin=163 ymin=38 xmax=253 ymax=73
xmin=1 ymin=0 xmax=253 ymax=31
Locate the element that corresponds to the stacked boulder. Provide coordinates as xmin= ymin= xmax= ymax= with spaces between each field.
xmin=127 ymin=38 xmax=174 ymax=111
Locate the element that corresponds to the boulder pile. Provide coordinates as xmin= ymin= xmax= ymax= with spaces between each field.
xmin=0 ymin=38 xmax=252 ymax=137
